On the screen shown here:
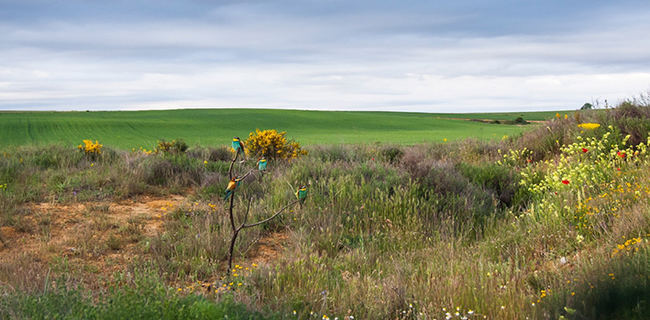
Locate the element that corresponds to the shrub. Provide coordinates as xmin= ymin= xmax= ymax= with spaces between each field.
xmin=458 ymin=162 xmax=530 ymax=209
xmin=156 ymin=139 xmax=188 ymax=154
xmin=244 ymin=129 xmax=307 ymax=160
xmin=78 ymin=139 xmax=103 ymax=156
xmin=379 ymin=146 xmax=404 ymax=164
xmin=514 ymin=116 xmax=528 ymax=124
xmin=135 ymin=154 xmax=204 ymax=187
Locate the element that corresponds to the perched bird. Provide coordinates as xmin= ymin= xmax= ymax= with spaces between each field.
xmin=231 ymin=136 xmax=246 ymax=161
xmin=296 ymin=185 xmax=308 ymax=207
xmin=224 ymin=177 xmax=241 ymax=200
xmin=257 ymin=157 xmax=267 ymax=172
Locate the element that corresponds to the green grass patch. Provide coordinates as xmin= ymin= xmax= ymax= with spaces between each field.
xmin=0 ymin=109 xmax=556 ymax=149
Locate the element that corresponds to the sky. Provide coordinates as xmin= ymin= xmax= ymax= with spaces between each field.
xmin=1 ymin=0 xmax=650 ymax=112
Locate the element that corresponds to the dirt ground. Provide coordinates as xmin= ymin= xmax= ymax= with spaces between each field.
xmin=0 ymin=194 xmax=287 ymax=291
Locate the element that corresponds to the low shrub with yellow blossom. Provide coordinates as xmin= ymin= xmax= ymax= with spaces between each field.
xmin=520 ymin=127 xmax=648 ymax=196
xmin=577 ymin=123 xmax=601 ymax=130
xmin=77 ymin=139 xmax=103 ymax=156
xmin=244 ymin=129 xmax=307 ymax=160
xmin=611 ymin=236 xmax=644 ymax=256
xmin=513 ymin=126 xmax=650 ymax=238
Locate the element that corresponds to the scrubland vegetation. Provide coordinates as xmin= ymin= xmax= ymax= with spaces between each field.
xmin=1 ymin=102 xmax=649 ymax=319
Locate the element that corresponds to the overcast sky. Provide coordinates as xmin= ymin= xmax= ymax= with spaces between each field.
xmin=1 ymin=0 xmax=649 ymax=112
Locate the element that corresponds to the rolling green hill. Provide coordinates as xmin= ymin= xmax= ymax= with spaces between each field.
xmin=0 ymin=109 xmax=564 ymax=149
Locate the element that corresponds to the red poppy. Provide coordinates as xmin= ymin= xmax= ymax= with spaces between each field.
xmin=561 ymin=180 xmax=570 ymax=185
xmin=617 ymin=151 xmax=626 ymax=158
xmin=582 ymin=148 xmax=588 ymax=153
xmin=617 ymin=168 xmax=621 ymax=171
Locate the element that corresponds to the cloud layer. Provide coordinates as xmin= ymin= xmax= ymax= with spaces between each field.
xmin=1 ymin=0 xmax=649 ymax=111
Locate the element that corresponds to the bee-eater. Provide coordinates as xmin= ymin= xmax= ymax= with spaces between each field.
xmin=257 ymin=158 xmax=267 ymax=172
xmin=296 ymin=185 xmax=308 ymax=207
xmin=232 ymin=137 xmax=246 ymax=160
xmin=224 ymin=177 xmax=241 ymax=200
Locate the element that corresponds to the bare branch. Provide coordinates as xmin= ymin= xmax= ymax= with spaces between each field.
xmin=243 ymin=200 xmax=300 ymax=229
xmin=228 ymin=152 xmax=238 ymax=179
xmin=240 ymin=168 xmax=256 ymax=180
xmin=239 ymin=197 xmax=254 ymax=230
xmin=228 ymin=190 xmax=236 ymax=232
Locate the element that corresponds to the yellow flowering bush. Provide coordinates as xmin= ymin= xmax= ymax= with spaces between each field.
xmin=78 ymin=139 xmax=103 ymax=156
xmin=520 ymin=128 xmax=648 ymax=195
xmin=497 ymin=147 xmax=533 ymax=167
xmin=611 ymin=236 xmax=644 ymax=256
xmin=577 ymin=123 xmax=601 ymax=130
xmin=515 ymin=126 xmax=650 ymax=237
xmin=244 ymin=129 xmax=307 ymax=160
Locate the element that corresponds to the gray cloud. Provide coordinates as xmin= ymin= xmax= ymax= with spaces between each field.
xmin=0 ymin=0 xmax=649 ymax=111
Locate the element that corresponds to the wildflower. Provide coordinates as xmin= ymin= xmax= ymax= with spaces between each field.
xmin=571 ymin=292 xmax=575 ymax=296
xmin=204 ymin=160 xmax=208 ymax=165
xmin=562 ymin=180 xmax=570 ymax=185
xmin=564 ymin=114 xmax=568 ymax=119
xmin=582 ymin=148 xmax=588 ymax=153
xmin=617 ymin=151 xmax=626 ymax=158
xmin=443 ymin=138 xmax=448 ymax=142
xmin=577 ymin=123 xmax=600 ymax=130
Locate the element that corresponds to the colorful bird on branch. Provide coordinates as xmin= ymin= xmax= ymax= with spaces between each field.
xmin=257 ymin=157 xmax=267 ymax=172
xmin=296 ymin=185 xmax=308 ymax=207
xmin=224 ymin=176 xmax=242 ymax=200
xmin=232 ymin=136 xmax=246 ymax=161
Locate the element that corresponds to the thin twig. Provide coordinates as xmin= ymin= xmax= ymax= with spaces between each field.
xmin=228 ymin=190 xmax=236 ymax=232
xmin=239 ymin=197 xmax=254 ymax=230
xmin=243 ymin=200 xmax=299 ymax=229
xmin=228 ymin=152 xmax=238 ymax=179
xmin=240 ymin=168 xmax=256 ymax=180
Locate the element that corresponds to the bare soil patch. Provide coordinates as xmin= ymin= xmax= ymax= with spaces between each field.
xmin=0 ymin=195 xmax=185 ymax=289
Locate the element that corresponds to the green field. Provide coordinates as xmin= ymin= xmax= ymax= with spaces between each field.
xmin=0 ymin=109 xmax=566 ymax=149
